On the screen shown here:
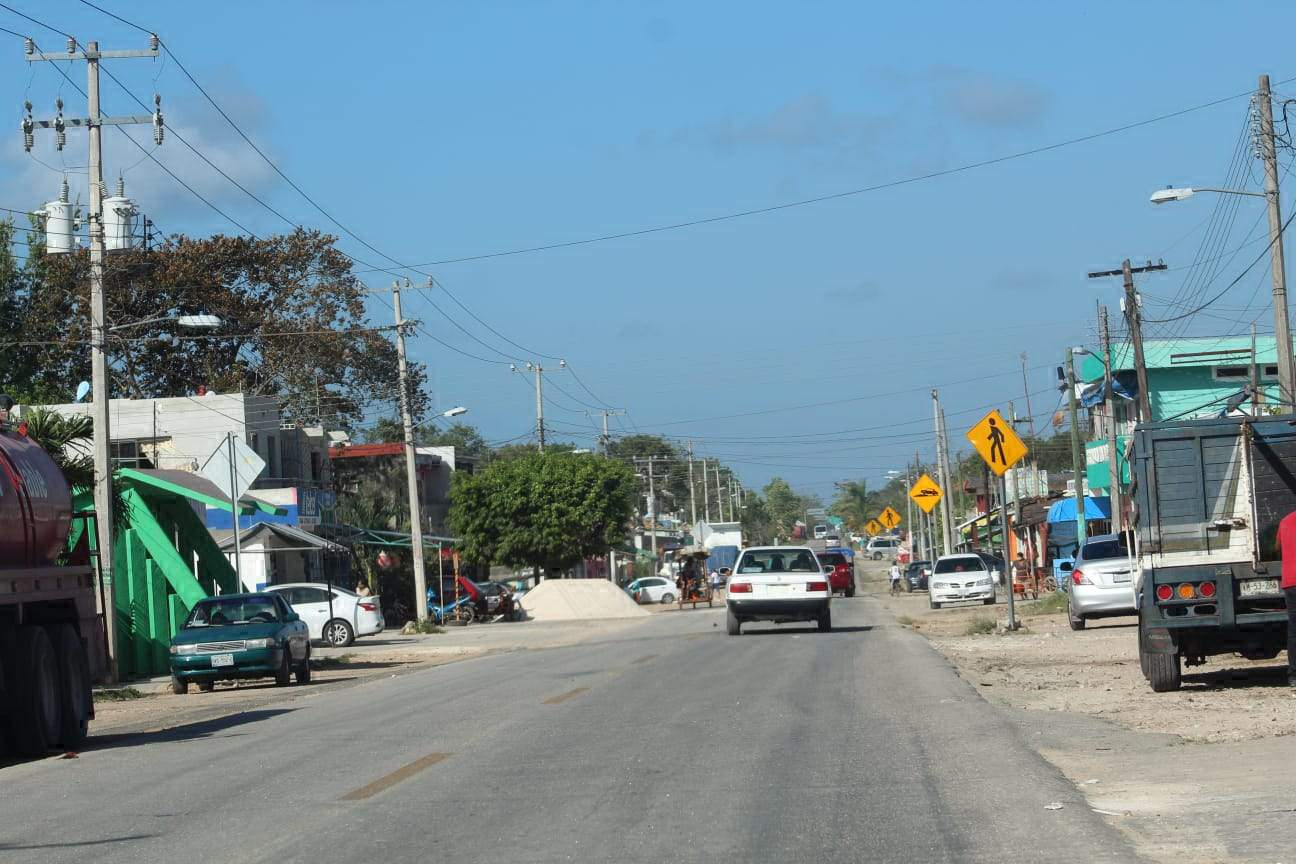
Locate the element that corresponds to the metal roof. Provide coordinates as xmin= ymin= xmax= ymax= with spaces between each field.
xmin=214 ymin=522 xmax=347 ymax=552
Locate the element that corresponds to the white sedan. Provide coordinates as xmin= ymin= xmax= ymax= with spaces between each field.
xmin=928 ymin=554 xmax=997 ymax=608
xmin=263 ymin=583 xmax=385 ymax=647
xmin=626 ymin=576 xmax=677 ymax=604
xmin=726 ymin=546 xmax=832 ymax=635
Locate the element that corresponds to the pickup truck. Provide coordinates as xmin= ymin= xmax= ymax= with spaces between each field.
xmin=1132 ymin=414 xmax=1294 ymax=692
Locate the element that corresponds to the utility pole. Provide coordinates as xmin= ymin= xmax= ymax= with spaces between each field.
xmin=702 ymin=456 xmax=712 ymax=523
xmin=1099 ymin=305 xmax=1123 ymax=532
xmin=25 ymin=35 xmax=162 ymax=681
xmin=392 ymin=281 xmax=429 ymax=621
xmin=646 ymin=456 xmax=658 ymax=559
xmin=1065 ymin=348 xmax=1088 ymax=546
xmin=1087 ymin=260 xmax=1165 ymax=422
xmin=932 ymin=390 xmax=955 ymax=556
xmin=589 ymin=408 xmax=626 ymax=455
xmin=686 ymin=441 xmax=698 ymax=527
xmin=512 ymin=360 xmax=566 ymax=452
xmin=714 ymin=462 xmax=726 ymax=521
xmin=1003 ymin=403 xmax=1019 ymax=631
xmin=1257 ymin=74 xmax=1295 ymax=408
xmin=904 ymin=460 xmax=914 ymax=555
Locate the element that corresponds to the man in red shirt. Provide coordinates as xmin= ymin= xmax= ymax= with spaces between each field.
xmin=1277 ymin=511 xmax=1296 ymax=685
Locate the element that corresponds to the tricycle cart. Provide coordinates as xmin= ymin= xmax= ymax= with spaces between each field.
xmin=674 ymin=546 xmax=713 ymax=609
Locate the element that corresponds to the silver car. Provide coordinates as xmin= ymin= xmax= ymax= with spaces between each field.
xmin=1063 ymin=533 xmax=1136 ymax=630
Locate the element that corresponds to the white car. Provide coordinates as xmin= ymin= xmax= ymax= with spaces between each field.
xmin=626 ymin=576 xmax=677 ymax=604
xmin=865 ymin=536 xmax=902 ymax=560
xmin=1063 ymin=533 xmax=1136 ymax=630
xmin=928 ymin=554 xmax=997 ymax=608
xmin=726 ymin=546 xmax=832 ymax=635
xmin=264 ymin=583 xmax=385 ymax=647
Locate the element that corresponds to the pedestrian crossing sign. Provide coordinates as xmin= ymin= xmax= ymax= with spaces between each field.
xmin=908 ymin=474 xmax=944 ymax=514
xmin=865 ymin=519 xmax=883 ymax=536
xmin=966 ymin=408 xmax=1028 ymax=476
xmin=878 ymin=506 xmax=902 ymax=529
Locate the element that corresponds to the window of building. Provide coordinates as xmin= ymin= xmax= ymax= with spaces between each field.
xmin=267 ymin=434 xmax=278 ymax=478
xmin=1214 ymin=364 xmax=1279 ymax=382
xmin=310 ymin=451 xmax=321 ymax=482
xmin=109 ymin=440 xmax=155 ymax=469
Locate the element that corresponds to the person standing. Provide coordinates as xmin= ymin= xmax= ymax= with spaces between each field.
xmin=889 ymin=560 xmax=903 ymax=594
xmin=1280 ymin=511 xmax=1296 ymax=686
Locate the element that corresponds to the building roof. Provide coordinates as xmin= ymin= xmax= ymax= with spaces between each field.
xmin=119 ymin=468 xmax=286 ymax=516
xmin=213 ymin=522 xmax=347 ymax=552
xmin=1080 ymin=336 xmax=1285 ymax=382
xmin=328 ymin=442 xmax=442 ymax=463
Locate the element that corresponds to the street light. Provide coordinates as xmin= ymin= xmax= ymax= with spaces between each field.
xmin=440 ymin=406 xmax=467 ymax=418
xmin=1150 ymin=179 xmax=1293 ymax=408
xmin=107 ymin=312 xmax=222 ymax=333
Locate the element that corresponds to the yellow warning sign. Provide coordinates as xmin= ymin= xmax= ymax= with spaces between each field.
xmin=908 ymin=474 xmax=944 ymax=514
xmin=878 ymin=506 xmax=902 ymax=530
xmin=966 ymin=408 xmax=1028 ymax=476
xmin=865 ymin=519 xmax=883 ymax=536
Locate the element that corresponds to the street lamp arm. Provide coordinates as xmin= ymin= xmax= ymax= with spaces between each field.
xmin=1191 ymin=186 xmax=1267 ymax=198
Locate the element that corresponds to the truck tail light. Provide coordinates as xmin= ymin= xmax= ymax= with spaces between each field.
xmin=1198 ymin=581 xmax=1216 ymax=598
xmin=1155 ymin=584 xmax=1173 ymax=602
xmin=1177 ymin=583 xmax=1195 ymax=600
xmin=729 ymin=582 xmax=752 ymax=594
xmin=1071 ymin=569 xmax=1092 ymax=586
xmin=806 ymin=581 xmax=828 ymax=592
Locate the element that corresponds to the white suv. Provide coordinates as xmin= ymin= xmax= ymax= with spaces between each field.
xmin=928 ymin=554 xmax=997 ymax=608
xmin=865 ymin=536 xmax=902 ymax=560
xmin=726 ymin=546 xmax=832 ymax=635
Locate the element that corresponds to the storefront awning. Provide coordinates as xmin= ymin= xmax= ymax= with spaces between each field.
xmin=1047 ymin=496 xmax=1111 ymax=523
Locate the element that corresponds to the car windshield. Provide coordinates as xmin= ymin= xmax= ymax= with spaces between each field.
xmin=934 ymin=557 xmax=984 ymax=574
xmin=186 ymin=597 xmax=280 ymax=627
xmin=818 ymin=553 xmax=846 ymax=566
xmin=1082 ymin=537 xmax=1128 ymax=560
xmin=736 ymin=550 xmax=819 ymax=574
xmin=907 ymin=561 xmax=930 ymax=572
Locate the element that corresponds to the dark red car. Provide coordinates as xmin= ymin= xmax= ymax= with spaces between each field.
xmin=818 ymin=550 xmax=855 ymax=597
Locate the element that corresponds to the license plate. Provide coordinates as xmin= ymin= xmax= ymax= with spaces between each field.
xmin=1113 ymin=572 xmax=1132 ymax=583
xmin=766 ymin=584 xmax=793 ymax=594
xmin=210 ymin=653 xmax=234 ymax=667
xmin=1240 ymin=579 xmax=1280 ymax=597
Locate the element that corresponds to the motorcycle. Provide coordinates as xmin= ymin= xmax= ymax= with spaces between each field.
xmin=426 ymin=588 xmax=477 ymax=625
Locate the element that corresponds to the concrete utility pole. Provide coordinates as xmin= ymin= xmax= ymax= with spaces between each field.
xmin=513 ymin=360 xmax=566 ymax=452
xmin=686 ymin=441 xmax=698 ymax=527
xmin=1087 ymin=260 xmax=1166 ymax=422
xmin=714 ymin=462 xmax=726 ymax=521
xmin=25 ymin=35 xmax=161 ymax=681
xmin=1257 ymin=74 xmax=1295 ymax=409
xmin=932 ymin=390 xmax=955 ymax=556
xmin=1003 ymin=403 xmax=1019 ymax=631
xmin=1065 ymin=348 xmax=1088 ymax=546
xmin=392 ymin=281 xmax=429 ymax=621
xmin=1099 ymin=305 xmax=1123 ymax=532
xmin=702 ymin=456 xmax=712 ymax=523
xmin=646 ymin=456 xmax=658 ymax=559
xmin=589 ymin=408 xmax=626 ymax=455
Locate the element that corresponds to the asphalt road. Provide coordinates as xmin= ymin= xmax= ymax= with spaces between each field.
xmin=0 ymin=593 xmax=1139 ymax=864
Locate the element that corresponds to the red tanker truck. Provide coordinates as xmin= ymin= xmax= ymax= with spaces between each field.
xmin=0 ymin=421 xmax=106 ymax=757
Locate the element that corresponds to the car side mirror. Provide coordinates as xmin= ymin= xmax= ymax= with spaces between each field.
xmin=823 ymin=564 xmax=835 ymax=574
xmin=286 ymin=612 xmax=300 ymax=622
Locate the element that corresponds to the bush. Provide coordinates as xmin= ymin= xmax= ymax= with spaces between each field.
xmin=1026 ymin=591 xmax=1068 ymax=616
xmin=964 ymin=617 xmax=996 ymax=636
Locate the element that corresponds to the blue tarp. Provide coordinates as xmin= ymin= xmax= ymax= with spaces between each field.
xmin=1047 ymin=496 xmax=1112 ymax=523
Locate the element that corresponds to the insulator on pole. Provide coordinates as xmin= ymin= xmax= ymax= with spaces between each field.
xmin=23 ymin=37 xmax=33 ymax=56
xmin=148 ymin=33 xmax=159 ymax=52
xmin=153 ymin=94 xmax=164 ymax=145
xmin=66 ymin=37 xmax=76 ymax=54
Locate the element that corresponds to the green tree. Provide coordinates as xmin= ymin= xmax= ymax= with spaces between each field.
xmin=450 ymin=452 xmax=634 ymax=576
xmin=762 ymin=477 xmax=805 ymax=540
xmin=363 ymin=420 xmax=493 ymax=463
xmin=829 ymin=480 xmax=870 ymax=531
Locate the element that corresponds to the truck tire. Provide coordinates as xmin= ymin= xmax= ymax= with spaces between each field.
xmin=1138 ymin=628 xmax=1151 ymax=679
xmin=6 ymin=626 xmax=62 ymax=756
xmin=50 ymin=624 xmax=91 ymax=750
xmin=1148 ymin=650 xmax=1182 ymax=692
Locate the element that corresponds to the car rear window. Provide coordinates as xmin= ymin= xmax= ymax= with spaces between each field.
xmin=818 ymin=553 xmax=847 ymax=566
xmin=736 ymin=550 xmax=820 ymax=574
xmin=934 ymin=557 xmax=985 ymax=574
xmin=1082 ymin=538 xmax=1128 ymax=560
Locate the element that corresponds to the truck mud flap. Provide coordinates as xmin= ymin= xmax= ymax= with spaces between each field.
xmin=1143 ymin=627 xmax=1176 ymax=654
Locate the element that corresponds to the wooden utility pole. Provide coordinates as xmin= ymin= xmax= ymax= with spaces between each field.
xmin=1087 ymin=260 xmax=1166 ymax=422
xmin=932 ymin=390 xmax=955 ymax=555
xmin=1065 ymin=348 xmax=1088 ymax=546
xmin=1099 ymin=305 xmax=1123 ymax=532
xmin=1258 ymin=74 xmax=1295 ymax=409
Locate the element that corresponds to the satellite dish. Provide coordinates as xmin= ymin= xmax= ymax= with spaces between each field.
xmin=73 ymin=381 xmax=90 ymax=403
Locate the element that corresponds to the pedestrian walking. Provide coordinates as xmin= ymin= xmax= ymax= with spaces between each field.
xmin=709 ymin=568 xmax=722 ymax=595
xmin=889 ymin=560 xmax=903 ymax=595
xmin=1012 ymin=552 xmax=1035 ymax=599
xmin=1278 ymin=510 xmax=1296 ymax=686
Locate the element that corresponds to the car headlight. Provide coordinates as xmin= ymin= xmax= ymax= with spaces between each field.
xmin=977 ymin=577 xmax=992 ymax=586
xmin=244 ymin=638 xmax=275 ymax=649
xmin=169 ymin=643 xmax=197 ymax=655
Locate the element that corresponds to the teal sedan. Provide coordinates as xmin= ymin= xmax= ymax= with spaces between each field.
xmin=168 ymin=593 xmax=311 ymax=694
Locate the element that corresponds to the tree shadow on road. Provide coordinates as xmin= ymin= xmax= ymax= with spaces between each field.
xmin=0 ymin=833 xmax=158 ymax=851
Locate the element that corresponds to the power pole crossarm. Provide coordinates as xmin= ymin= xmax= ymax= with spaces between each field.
xmin=1087 ymin=259 xmax=1166 ymax=423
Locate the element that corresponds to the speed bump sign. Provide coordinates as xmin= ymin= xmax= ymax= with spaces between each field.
xmin=878 ymin=506 xmax=902 ymax=530
xmin=908 ymin=474 xmax=944 ymax=514
xmin=966 ymin=408 xmax=1028 ymax=476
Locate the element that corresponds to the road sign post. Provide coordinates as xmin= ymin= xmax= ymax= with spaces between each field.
xmin=966 ymin=409 xmax=1028 ymax=630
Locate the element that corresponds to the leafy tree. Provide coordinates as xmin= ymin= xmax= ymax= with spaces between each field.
xmin=19 ymin=407 xmax=128 ymax=531
xmin=606 ymin=434 xmax=692 ymax=515
xmin=762 ymin=477 xmax=806 ymax=540
xmin=4 ymin=226 xmax=425 ymax=424
xmin=363 ymin=420 xmax=493 ymax=463
xmin=450 ymin=452 xmax=635 ymax=576
xmin=829 ymin=480 xmax=870 ymax=531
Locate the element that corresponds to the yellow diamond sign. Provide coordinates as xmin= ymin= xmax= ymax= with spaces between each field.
xmin=865 ymin=519 xmax=883 ymax=536
xmin=878 ymin=506 xmax=902 ymax=530
xmin=908 ymin=474 xmax=944 ymax=514
xmin=966 ymin=408 xmax=1028 ymax=476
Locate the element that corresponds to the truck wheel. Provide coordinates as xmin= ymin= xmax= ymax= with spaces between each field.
xmin=6 ymin=626 xmax=62 ymax=756
xmin=726 ymin=609 xmax=741 ymax=636
xmin=50 ymin=624 xmax=91 ymax=750
xmin=1148 ymin=650 xmax=1182 ymax=692
xmin=1138 ymin=628 xmax=1151 ymax=679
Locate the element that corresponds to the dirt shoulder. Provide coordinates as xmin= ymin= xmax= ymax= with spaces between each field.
xmin=864 ymin=565 xmax=1296 ymax=863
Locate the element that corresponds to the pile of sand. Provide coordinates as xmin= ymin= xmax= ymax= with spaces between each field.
xmin=519 ymin=579 xmax=649 ymax=621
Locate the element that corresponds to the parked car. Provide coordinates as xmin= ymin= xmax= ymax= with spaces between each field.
xmin=626 ymin=576 xmax=677 ymax=604
xmin=263 ymin=583 xmax=384 ymax=648
xmin=928 ymin=554 xmax=996 ymax=608
xmin=865 ymin=536 xmax=902 ymax=560
xmin=476 ymin=580 xmax=521 ymax=620
xmin=726 ymin=546 xmax=831 ymax=635
xmin=817 ymin=549 xmax=855 ymax=597
xmin=1063 ymin=533 xmax=1136 ymax=630
xmin=168 ymin=593 xmax=311 ymax=693
xmin=905 ymin=560 xmax=932 ymax=592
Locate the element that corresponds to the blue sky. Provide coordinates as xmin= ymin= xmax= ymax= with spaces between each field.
xmin=4 ymin=1 xmax=1295 ymax=499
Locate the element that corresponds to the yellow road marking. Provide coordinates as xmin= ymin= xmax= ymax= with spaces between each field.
xmin=341 ymin=752 xmax=450 ymax=801
xmin=542 ymin=687 xmax=589 ymax=705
